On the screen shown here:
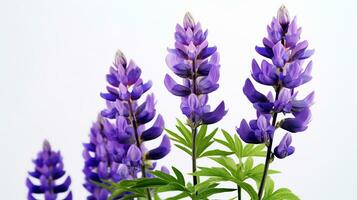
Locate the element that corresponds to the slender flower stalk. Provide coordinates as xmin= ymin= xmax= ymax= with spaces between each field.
xmin=236 ymin=5 xmax=314 ymax=199
xmin=165 ymin=12 xmax=227 ymax=188
xmin=26 ymin=140 xmax=72 ymax=200
xmin=100 ymin=50 xmax=171 ymax=199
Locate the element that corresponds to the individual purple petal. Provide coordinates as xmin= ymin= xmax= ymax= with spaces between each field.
xmin=255 ymin=46 xmax=274 ymax=58
xmin=197 ymin=61 xmax=213 ymax=76
xmin=117 ymin=164 xmax=129 ymax=178
xmin=141 ymin=114 xmax=165 ymax=141
xmin=274 ymin=133 xmax=295 ymax=159
xmin=127 ymin=145 xmax=142 ymax=162
xmin=280 ymin=108 xmax=311 ymax=133
xmin=146 ymin=135 xmax=171 ymax=160
xmin=197 ymin=46 xmax=217 ymax=60
xmin=172 ymin=63 xmax=192 ymax=78
xmin=243 ymin=79 xmax=269 ymax=103
xmin=164 ymin=74 xmax=191 ymax=96
xmin=236 ymin=119 xmax=261 ymax=144
xmin=272 ymin=42 xmax=287 ymax=67
xmin=291 ymin=91 xmax=314 ymax=113
xmin=201 ymin=101 xmax=227 ymax=124
xmin=126 ymin=61 xmax=142 ymax=85
xmin=161 ymin=166 xmax=170 ymax=174
xmin=285 ymin=17 xmax=302 ymax=47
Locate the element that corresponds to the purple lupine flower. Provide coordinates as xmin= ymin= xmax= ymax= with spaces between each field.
xmin=164 ymin=12 xmax=227 ymax=127
xmin=237 ymin=5 xmax=314 ymax=160
xmin=26 ymin=140 xmax=72 ymax=200
xmin=241 ymin=6 xmax=315 ymax=198
xmin=99 ymin=50 xmax=170 ymax=189
xmin=274 ymin=133 xmax=295 ymax=159
xmin=83 ymin=116 xmax=131 ymax=200
xmin=237 ymin=115 xmax=274 ymax=144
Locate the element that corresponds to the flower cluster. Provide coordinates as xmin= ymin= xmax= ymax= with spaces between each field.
xmin=83 ymin=116 xmax=132 ymax=200
xmin=164 ymin=12 xmax=227 ymax=127
xmin=237 ymin=5 xmax=314 ymax=159
xmin=26 ymin=140 xmax=72 ymax=200
xmin=83 ymin=50 xmax=170 ymax=198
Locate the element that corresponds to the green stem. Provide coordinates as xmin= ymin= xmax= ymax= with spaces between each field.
xmin=128 ymin=100 xmax=152 ymax=200
xmin=192 ymin=127 xmax=198 ymax=186
xmin=237 ymin=185 xmax=241 ymax=200
xmin=257 ymin=87 xmax=281 ymax=199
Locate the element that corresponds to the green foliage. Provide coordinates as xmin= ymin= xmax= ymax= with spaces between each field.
xmin=103 ymin=127 xmax=300 ymax=200
xmin=193 ymin=129 xmax=280 ymax=199
xmin=166 ymin=119 xmax=232 ymax=158
xmin=262 ymin=177 xmax=300 ymax=200
xmin=107 ymin=167 xmax=235 ymax=200
xmin=214 ymin=130 xmax=267 ymax=159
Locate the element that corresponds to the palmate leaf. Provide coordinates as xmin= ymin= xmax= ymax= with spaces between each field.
xmin=246 ymin=164 xmax=280 ymax=186
xmin=193 ymin=167 xmax=258 ymax=200
xmin=166 ymin=119 xmax=227 ymax=159
xmin=262 ymin=177 xmax=300 ymax=200
xmin=108 ymin=167 xmax=235 ymax=200
xmin=215 ymin=129 xmax=267 ymax=159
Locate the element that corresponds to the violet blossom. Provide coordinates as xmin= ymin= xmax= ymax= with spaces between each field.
xmin=237 ymin=5 xmax=315 ymax=158
xmin=99 ymin=50 xmax=171 ymax=199
xmin=26 ymin=140 xmax=72 ymax=200
xmin=164 ymin=12 xmax=227 ymax=128
xmin=236 ymin=5 xmax=315 ymax=199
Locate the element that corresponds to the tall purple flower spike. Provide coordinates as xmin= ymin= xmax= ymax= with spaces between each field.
xmin=83 ymin=116 xmax=132 ymax=200
xmin=99 ymin=50 xmax=171 ymax=199
xmin=164 ymin=12 xmax=227 ymax=127
xmin=236 ymin=5 xmax=315 ymax=199
xmin=26 ymin=140 xmax=72 ymax=200
xmin=237 ymin=5 xmax=314 ymax=158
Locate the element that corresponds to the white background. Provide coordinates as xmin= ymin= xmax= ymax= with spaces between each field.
xmin=0 ymin=0 xmax=355 ymax=199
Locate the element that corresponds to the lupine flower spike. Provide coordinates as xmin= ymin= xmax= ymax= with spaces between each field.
xmin=98 ymin=50 xmax=171 ymax=199
xmin=26 ymin=140 xmax=72 ymax=200
xmin=236 ymin=5 xmax=314 ymax=199
xmin=165 ymin=12 xmax=227 ymax=187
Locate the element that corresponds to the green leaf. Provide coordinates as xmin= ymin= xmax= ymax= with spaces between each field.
xmin=244 ymin=157 xmax=254 ymax=172
xmin=246 ymin=164 xmax=280 ymax=186
xmin=230 ymin=179 xmax=259 ymax=200
xmin=176 ymin=119 xmax=192 ymax=145
xmin=214 ymin=138 xmax=230 ymax=149
xmin=194 ymin=178 xmax=220 ymax=192
xmin=165 ymin=192 xmax=190 ymax=200
xmin=264 ymin=177 xmax=274 ymax=198
xmin=119 ymin=193 xmax=146 ymax=200
xmin=174 ymin=144 xmax=192 ymax=156
xmin=172 ymin=167 xmax=185 ymax=185
xmin=165 ymin=128 xmax=190 ymax=148
xmin=156 ymin=182 xmax=188 ymax=193
xmin=267 ymin=188 xmax=300 ymax=200
xmin=132 ymin=178 xmax=168 ymax=188
xmin=194 ymin=167 xmax=232 ymax=179
xmin=233 ymin=134 xmax=243 ymax=158
xmin=210 ymin=157 xmax=237 ymax=175
xmin=243 ymin=144 xmax=266 ymax=157
xmin=149 ymin=171 xmax=177 ymax=183
xmin=198 ymin=188 xmax=237 ymax=199
xmin=222 ymin=129 xmax=235 ymax=149
xmin=196 ymin=124 xmax=208 ymax=142
xmin=197 ymin=128 xmax=218 ymax=158
xmin=199 ymin=149 xmax=233 ymax=157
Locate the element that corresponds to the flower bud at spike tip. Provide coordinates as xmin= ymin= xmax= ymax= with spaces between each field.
xmin=114 ymin=49 xmax=127 ymax=67
xmin=277 ymin=5 xmax=290 ymax=26
xmin=183 ymin=12 xmax=195 ymax=29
